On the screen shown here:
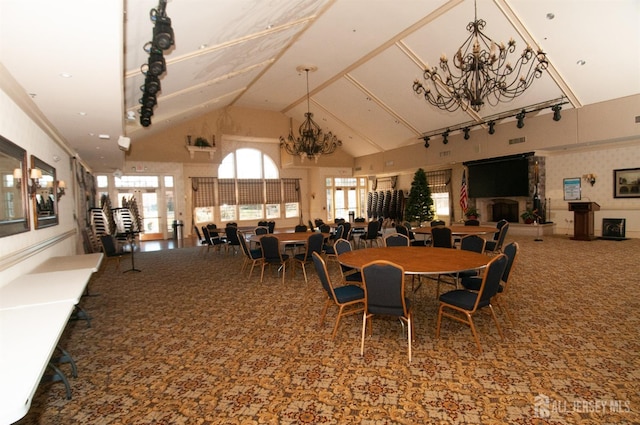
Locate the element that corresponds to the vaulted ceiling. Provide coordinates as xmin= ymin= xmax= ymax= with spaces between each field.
xmin=1 ymin=0 xmax=638 ymax=172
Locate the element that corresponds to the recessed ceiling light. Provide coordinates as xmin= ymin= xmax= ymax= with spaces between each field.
xmin=576 ymin=59 xmax=586 ymax=66
xmin=98 ymin=134 xmax=110 ymax=139
xmin=199 ymin=44 xmax=208 ymax=49
xmin=78 ymin=112 xmax=87 ymax=116
xmin=546 ymin=13 xmax=555 ymax=20
xmin=59 ymin=72 xmax=72 ymax=78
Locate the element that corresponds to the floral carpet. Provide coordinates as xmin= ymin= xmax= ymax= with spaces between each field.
xmin=17 ymin=235 xmax=640 ymax=424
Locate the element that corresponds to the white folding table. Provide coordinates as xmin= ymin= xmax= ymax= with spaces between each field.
xmin=0 ymin=302 xmax=76 ymax=425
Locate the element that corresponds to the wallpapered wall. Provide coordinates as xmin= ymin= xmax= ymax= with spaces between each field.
xmin=546 ymin=141 xmax=640 ymax=238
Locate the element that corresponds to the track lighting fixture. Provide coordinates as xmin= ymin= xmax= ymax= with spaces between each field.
xmin=552 ymin=104 xmax=562 ymax=121
xmin=442 ymin=129 xmax=450 ymax=144
xmin=138 ymin=0 xmax=173 ymax=128
xmin=516 ymin=109 xmax=526 ymax=128
xmin=417 ymin=98 xmax=567 ymax=146
xmin=423 ymin=136 xmax=430 ymax=148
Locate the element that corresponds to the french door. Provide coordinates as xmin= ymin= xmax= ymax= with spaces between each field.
xmin=117 ymin=189 xmax=163 ymax=240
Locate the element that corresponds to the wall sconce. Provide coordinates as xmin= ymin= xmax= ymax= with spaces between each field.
xmin=583 ymin=173 xmax=596 ymax=186
xmin=28 ymin=168 xmax=42 ymax=197
xmin=488 ymin=121 xmax=496 ymax=135
xmin=423 ymin=136 xmax=430 ymax=148
xmin=13 ymin=168 xmax=22 ymax=189
xmin=56 ymin=180 xmax=66 ymax=201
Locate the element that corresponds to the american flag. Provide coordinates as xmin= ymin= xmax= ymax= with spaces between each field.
xmin=460 ymin=170 xmax=468 ymax=213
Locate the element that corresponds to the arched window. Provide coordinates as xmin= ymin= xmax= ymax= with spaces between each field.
xmin=218 ymin=148 xmax=278 ymax=179
xmin=212 ymin=148 xmax=298 ymax=222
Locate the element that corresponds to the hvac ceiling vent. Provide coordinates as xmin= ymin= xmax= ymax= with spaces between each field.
xmin=508 ymin=137 xmax=526 ymax=145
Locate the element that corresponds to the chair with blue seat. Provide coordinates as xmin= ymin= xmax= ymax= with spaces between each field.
xmin=361 ymin=260 xmax=414 ymax=362
xmin=431 ymin=226 xmax=453 ymax=248
xmin=436 ymin=234 xmax=486 ymax=296
xmin=323 ymin=224 xmax=344 ymax=261
xmin=224 ymin=224 xmax=242 ymax=254
xmin=462 ymin=242 xmax=519 ymax=324
xmin=358 ymin=220 xmax=382 ymax=248
xmin=334 ymin=238 xmax=362 ymax=284
xmin=201 ymin=226 xmax=225 ymax=254
xmin=384 ymin=233 xmax=410 ymax=247
xmin=485 ymin=220 xmax=509 ymax=254
xmin=312 ymin=252 xmax=365 ymax=340
xmin=292 ymin=232 xmax=325 ymax=283
xmin=237 ymin=231 xmax=263 ymax=279
xmin=259 ymin=235 xmax=289 ymax=283
xmin=436 ymin=253 xmax=508 ymax=353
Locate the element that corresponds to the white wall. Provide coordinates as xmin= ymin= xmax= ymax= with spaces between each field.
xmin=546 ymin=141 xmax=640 ymax=238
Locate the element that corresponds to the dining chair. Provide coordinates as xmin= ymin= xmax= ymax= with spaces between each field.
xmin=202 ymin=226 xmax=225 ymax=254
xmin=485 ymin=220 xmax=509 ymax=254
xmin=384 ymin=233 xmax=410 ymax=247
xmin=431 ymin=226 xmax=453 ymax=248
xmin=361 ymin=260 xmax=413 ymax=362
xmin=436 ymin=253 xmax=508 ymax=353
xmin=193 ymin=225 xmax=208 ymax=255
xmin=286 ymin=224 xmax=308 ymax=255
xmin=237 ymin=231 xmax=263 ymax=279
xmin=359 ymin=220 xmax=382 ymax=248
xmin=259 ymin=235 xmax=289 ymax=283
xmin=99 ymin=234 xmax=131 ymax=271
xmin=225 ymin=224 xmax=242 ymax=254
xmin=462 ymin=242 xmax=519 ymax=324
xmin=334 ymin=238 xmax=362 ymax=284
xmin=252 ymin=225 xmax=269 ymax=249
xmin=292 ymin=232 xmax=325 ymax=283
xmin=436 ymin=234 xmax=486 ymax=296
xmin=323 ymin=224 xmax=344 ymax=260
xmin=312 ymin=252 xmax=365 ymax=340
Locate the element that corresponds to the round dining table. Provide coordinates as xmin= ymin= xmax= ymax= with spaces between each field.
xmin=412 ymin=225 xmax=498 ymax=236
xmin=337 ymin=246 xmax=490 ymax=276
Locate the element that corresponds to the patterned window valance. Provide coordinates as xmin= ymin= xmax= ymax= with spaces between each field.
xmin=192 ymin=177 xmax=216 ymax=207
xmin=237 ymin=179 xmax=264 ymax=204
xmin=265 ymin=179 xmax=282 ymax=204
xmin=426 ymin=170 xmax=451 ymax=193
xmin=218 ymin=179 xmax=237 ymax=205
xmin=283 ymin=179 xmax=300 ymax=203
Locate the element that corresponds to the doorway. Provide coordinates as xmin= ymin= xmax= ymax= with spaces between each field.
xmin=117 ymin=189 xmax=163 ymax=241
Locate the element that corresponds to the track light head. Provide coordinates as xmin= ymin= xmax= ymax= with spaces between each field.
xmin=552 ymin=104 xmax=562 ymax=121
xmin=463 ymin=127 xmax=470 ymax=140
xmin=442 ymin=129 xmax=450 ymax=144
xmin=142 ymin=74 xmax=161 ymax=95
xmin=516 ymin=110 xmax=526 ymax=128
xmin=423 ymin=136 xmax=430 ymax=148
xmin=152 ymin=15 xmax=174 ymax=50
xmin=488 ymin=121 xmax=496 ymax=135
xmin=146 ymin=50 xmax=166 ymax=77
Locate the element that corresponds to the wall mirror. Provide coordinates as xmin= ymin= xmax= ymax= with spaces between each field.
xmin=31 ymin=155 xmax=59 ymax=229
xmin=0 ymin=135 xmax=30 ymax=237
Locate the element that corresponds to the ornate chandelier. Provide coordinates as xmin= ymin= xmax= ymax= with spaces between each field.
xmin=412 ymin=1 xmax=548 ymax=112
xmin=280 ymin=66 xmax=342 ymax=162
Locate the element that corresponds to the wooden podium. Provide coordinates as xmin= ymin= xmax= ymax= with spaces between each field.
xmin=568 ymin=202 xmax=600 ymax=241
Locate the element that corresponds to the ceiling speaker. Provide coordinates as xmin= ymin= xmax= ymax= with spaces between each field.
xmin=118 ymin=136 xmax=131 ymax=151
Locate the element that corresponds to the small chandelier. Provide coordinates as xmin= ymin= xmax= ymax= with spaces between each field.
xmin=412 ymin=0 xmax=548 ymax=112
xmin=280 ymin=66 xmax=342 ymax=162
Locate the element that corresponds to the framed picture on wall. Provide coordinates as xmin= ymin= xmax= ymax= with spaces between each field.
xmin=614 ymin=168 xmax=640 ymax=198
xmin=563 ymin=177 xmax=581 ymax=201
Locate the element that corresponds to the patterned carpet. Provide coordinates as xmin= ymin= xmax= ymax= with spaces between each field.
xmin=16 ymin=235 xmax=640 ymax=424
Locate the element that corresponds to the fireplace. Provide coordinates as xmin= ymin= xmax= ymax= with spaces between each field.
xmin=476 ymin=197 xmax=528 ymax=223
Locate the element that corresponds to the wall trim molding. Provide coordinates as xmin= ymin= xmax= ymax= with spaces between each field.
xmin=0 ymin=229 xmax=76 ymax=272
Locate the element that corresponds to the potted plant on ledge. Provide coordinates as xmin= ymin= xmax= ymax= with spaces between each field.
xmin=520 ymin=208 xmax=539 ymax=224
xmin=464 ymin=207 xmax=480 ymax=220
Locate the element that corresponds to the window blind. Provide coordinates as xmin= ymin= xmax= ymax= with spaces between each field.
xmin=265 ymin=179 xmax=281 ymax=204
xmin=192 ymin=177 xmax=216 ymax=207
xmin=237 ymin=179 xmax=264 ymax=204
xmin=426 ymin=170 xmax=451 ymax=193
xmin=218 ymin=179 xmax=237 ymax=205
xmin=282 ymin=178 xmax=300 ymax=203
